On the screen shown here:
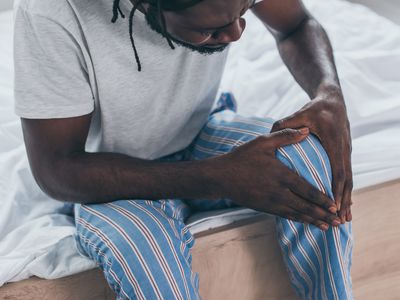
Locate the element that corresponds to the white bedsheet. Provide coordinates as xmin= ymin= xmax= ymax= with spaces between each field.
xmin=0 ymin=0 xmax=399 ymax=286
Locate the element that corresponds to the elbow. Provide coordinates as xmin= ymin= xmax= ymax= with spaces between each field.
xmin=29 ymin=158 xmax=86 ymax=204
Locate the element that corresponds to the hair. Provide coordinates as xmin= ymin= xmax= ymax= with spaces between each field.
xmin=111 ymin=0 xmax=203 ymax=71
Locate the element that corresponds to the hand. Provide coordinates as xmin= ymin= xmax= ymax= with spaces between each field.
xmin=215 ymin=128 xmax=342 ymax=231
xmin=271 ymin=89 xmax=353 ymax=224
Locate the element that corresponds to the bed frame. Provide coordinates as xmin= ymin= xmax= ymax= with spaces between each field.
xmin=1 ymin=179 xmax=399 ymax=300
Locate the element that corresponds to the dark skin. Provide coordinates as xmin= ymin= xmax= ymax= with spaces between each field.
xmin=21 ymin=0 xmax=351 ymax=231
xmin=252 ymin=0 xmax=353 ymax=224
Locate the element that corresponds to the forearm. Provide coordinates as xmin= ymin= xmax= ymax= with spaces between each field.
xmin=42 ymin=151 xmax=222 ymax=204
xmin=276 ymin=16 xmax=342 ymax=98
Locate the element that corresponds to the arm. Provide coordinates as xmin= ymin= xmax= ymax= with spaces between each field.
xmin=252 ymin=0 xmax=353 ymax=223
xmin=21 ymin=114 xmax=220 ymax=204
xmin=252 ymin=0 xmax=340 ymax=98
xmin=21 ymin=114 xmax=340 ymax=229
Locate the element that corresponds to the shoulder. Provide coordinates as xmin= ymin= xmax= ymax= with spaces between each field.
xmin=15 ymin=0 xmax=74 ymax=19
xmin=15 ymin=0 xmax=113 ymax=33
xmin=13 ymin=0 xmax=94 ymax=40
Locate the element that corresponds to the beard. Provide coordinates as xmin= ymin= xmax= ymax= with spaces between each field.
xmin=144 ymin=7 xmax=228 ymax=55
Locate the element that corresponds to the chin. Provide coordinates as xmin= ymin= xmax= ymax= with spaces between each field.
xmin=203 ymin=43 xmax=229 ymax=49
xmin=194 ymin=43 xmax=229 ymax=54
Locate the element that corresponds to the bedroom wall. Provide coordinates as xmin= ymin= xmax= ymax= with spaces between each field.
xmin=0 ymin=0 xmax=13 ymax=12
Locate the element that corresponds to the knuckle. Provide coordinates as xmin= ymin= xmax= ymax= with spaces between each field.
xmin=307 ymin=189 xmax=320 ymax=203
xmin=336 ymin=171 xmax=346 ymax=182
xmin=345 ymin=199 xmax=352 ymax=208
xmin=280 ymin=128 xmax=296 ymax=138
xmin=346 ymin=179 xmax=354 ymax=191
xmin=273 ymin=119 xmax=285 ymax=129
xmin=301 ymin=203 xmax=313 ymax=215
xmin=280 ymin=128 xmax=291 ymax=135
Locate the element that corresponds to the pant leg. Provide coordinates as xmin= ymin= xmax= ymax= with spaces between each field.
xmin=275 ymin=137 xmax=353 ymax=300
xmin=185 ymin=93 xmax=353 ymax=300
xmin=74 ymin=199 xmax=199 ymax=300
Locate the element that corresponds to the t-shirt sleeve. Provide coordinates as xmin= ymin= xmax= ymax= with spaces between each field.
xmin=14 ymin=7 xmax=95 ymax=119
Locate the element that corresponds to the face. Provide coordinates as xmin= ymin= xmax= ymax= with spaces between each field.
xmin=144 ymin=0 xmax=254 ymax=54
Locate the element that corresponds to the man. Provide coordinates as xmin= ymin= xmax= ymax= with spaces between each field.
xmin=14 ymin=0 xmax=353 ymax=298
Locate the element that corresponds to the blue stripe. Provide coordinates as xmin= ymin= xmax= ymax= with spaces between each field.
xmin=74 ymin=92 xmax=353 ymax=300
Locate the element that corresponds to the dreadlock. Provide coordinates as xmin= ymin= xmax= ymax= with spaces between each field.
xmin=111 ymin=0 xmax=202 ymax=72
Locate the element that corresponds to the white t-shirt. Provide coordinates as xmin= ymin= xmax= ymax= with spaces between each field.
xmin=14 ymin=0 xmax=230 ymax=159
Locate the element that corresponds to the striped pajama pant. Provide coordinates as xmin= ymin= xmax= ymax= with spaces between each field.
xmin=74 ymin=93 xmax=353 ymax=300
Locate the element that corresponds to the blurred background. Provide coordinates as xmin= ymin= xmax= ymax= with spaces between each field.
xmin=349 ymin=0 xmax=400 ymax=24
xmin=0 ymin=0 xmax=12 ymax=12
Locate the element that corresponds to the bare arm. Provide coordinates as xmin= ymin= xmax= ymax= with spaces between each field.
xmin=252 ymin=0 xmax=340 ymax=97
xmin=21 ymin=113 xmax=340 ymax=229
xmin=21 ymin=114 xmax=220 ymax=204
xmin=252 ymin=0 xmax=353 ymax=223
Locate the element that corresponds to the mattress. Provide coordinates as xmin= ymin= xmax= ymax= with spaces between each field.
xmin=1 ymin=0 xmax=400 ymax=286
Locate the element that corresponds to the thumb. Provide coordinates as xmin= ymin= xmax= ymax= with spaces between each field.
xmin=271 ymin=111 xmax=306 ymax=133
xmin=264 ymin=127 xmax=309 ymax=150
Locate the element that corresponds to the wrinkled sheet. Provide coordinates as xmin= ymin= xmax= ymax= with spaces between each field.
xmin=219 ymin=0 xmax=400 ymax=189
xmin=1 ymin=0 xmax=400 ymax=286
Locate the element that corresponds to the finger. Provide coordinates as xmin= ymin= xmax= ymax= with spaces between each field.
xmin=276 ymin=207 xmax=330 ymax=230
xmin=313 ymin=127 xmax=346 ymax=212
xmin=347 ymin=187 xmax=353 ymax=222
xmin=346 ymin=207 xmax=352 ymax=222
xmin=263 ymin=128 xmax=309 ymax=151
xmin=339 ymin=143 xmax=353 ymax=224
xmin=338 ymin=180 xmax=351 ymax=223
xmin=344 ymin=142 xmax=353 ymax=223
xmin=290 ymin=211 xmax=331 ymax=231
xmin=285 ymin=191 xmax=341 ymax=227
xmin=271 ymin=111 xmax=308 ymax=133
xmin=287 ymin=173 xmax=338 ymax=213
xmin=282 ymin=168 xmax=337 ymax=213
xmin=340 ymin=179 xmax=353 ymax=223
xmin=331 ymin=159 xmax=346 ymax=212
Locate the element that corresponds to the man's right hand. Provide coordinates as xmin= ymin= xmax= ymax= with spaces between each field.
xmin=214 ymin=128 xmax=341 ymax=231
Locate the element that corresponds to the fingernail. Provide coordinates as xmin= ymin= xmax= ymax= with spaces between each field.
xmin=332 ymin=219 xmax=341 ymax=226
xmin=319 ymin=224 xmax=329 ymax=231
xmin=329 ymin=206 xmax=337 ymax=214
xmin=348 ymin=212 xmax=352 ymax=221
xmin=298 ymin=127 xmax=309 ymax=135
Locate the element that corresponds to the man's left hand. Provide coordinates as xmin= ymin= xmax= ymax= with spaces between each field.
xmin=271 ymin=89 xmax=353 ymax=224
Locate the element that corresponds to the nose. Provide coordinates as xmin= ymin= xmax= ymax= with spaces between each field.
xmin=216 ymin=18 xmax=246 ymax=43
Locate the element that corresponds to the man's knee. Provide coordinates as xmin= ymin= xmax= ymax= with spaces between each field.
xmin=276 ymin=134 xmax=333 ymax=197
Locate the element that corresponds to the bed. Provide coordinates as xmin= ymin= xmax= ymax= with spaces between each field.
xmin=1 ymin=0 xmax=400 ymax=298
